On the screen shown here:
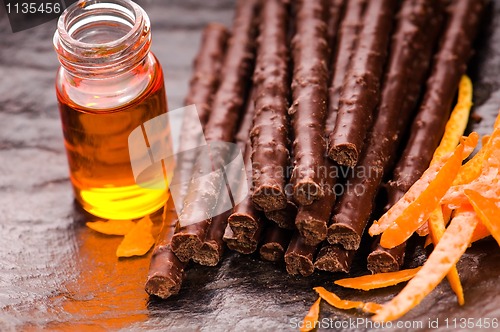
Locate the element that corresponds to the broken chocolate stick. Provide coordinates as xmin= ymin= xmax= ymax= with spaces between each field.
xmin=368 ymin=0 xmax=487 ymax=270
xmin=185 ymin=23 xmax=229 ymax=127
xmin=145 ymin=200 xmax=187 ymax=299
xmin=284 ymin=232 xmax=318 ymax=277
xmin=314 ymin=243 xmax=355 ymax=273
xmin=327 ymin=0 xmax=443 ymax=251
xmin=289 ymin=0 xmax=330 ymax=205
xmin=325 ymin=0 xmax=366 ymax=133
xmin=328 ymin=0 xmax=397 ymax=167
xmin=171 ymin=0 xmax=259 ymax=262
xmin=295 ymin=159 xmax=337 ymax=246
xmin=259 ymin=224 xmax=293 ymax=262
xmin=145 ymin=24 xmax=229 ymax=298
xmin=251 ymin=0 xmax=291 ymax=212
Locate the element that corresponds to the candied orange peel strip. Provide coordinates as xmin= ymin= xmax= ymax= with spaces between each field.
xmin=116 ymin=215 xmax=155 ymax=257
xmin=334 ymin=267 xmax=421 ymax=291
xmin=86 ymin=219 xmax=136 ymax=236
xmin=313 ymin=287 xmax=380 ymax=314
xmin=470 ymin=219 xmax=491 ymax=243
xmin=428 ymin=207 xmax=464 ymax=305
xmin=373 ymin=207 xmax=479 ymax=322
xmin=465 ymin=190 xmax=500 ymax=247
xmin=374 ymin=133 xmax=478 ymax=248
xmin=300 ymin=297 xmax=320 ymax=332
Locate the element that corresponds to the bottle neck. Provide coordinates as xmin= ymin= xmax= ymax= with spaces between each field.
xmin=53 ymin=0 xmax=151 ymax=79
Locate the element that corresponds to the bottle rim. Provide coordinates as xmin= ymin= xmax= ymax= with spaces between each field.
xmin=53 ymin=0 xmax=151 ymax=76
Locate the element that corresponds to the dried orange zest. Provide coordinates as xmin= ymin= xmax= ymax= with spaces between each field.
xmin=454 ymin=129 xmax=496 ymax=186
xmin=372 ymin=208 xmax=479 ymax=322
xmin=116 ymin=215 xmax=155 ymax=257
xmin=300 ymin=297 xmax=320 ymax=332
xmin=431 ymin=75 xmax=473 ymax=163
xmin=428 ymin=208 xmax=464 ymax=305
xmin=375 ymin=133 xmax=478 ymax=248
xmin=313 ymin=287 xmax=380 ymax=314
xmin=86 ymin=219 xmax=136 ymax=236
xmin=465 ymin=190 xmax=500 ymax=247
xmin=470 ymin=220 xmax=491 ymax=243
xmin=334 ymin=267 xmax=421 ymax=291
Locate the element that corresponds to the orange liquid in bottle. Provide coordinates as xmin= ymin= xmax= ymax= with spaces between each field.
xmin=56 ymin=62 xmax=170 ymax=220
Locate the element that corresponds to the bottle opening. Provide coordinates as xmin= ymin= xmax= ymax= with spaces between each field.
xmin=54 ymin=0 xmax=151 ymax=74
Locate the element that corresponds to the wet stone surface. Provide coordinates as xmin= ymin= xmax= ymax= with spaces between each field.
xmin=1 ymin=1 xmax=500 ymax=331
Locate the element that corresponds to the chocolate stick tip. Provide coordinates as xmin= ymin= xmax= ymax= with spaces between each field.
xmin=295 ymin=217 xmax=327 ymax=246
xmin=192 ymin=241 xmax=222 ymax=266
xmin=252 ymin=185 xmax=287 ymax=211
xmin=328 ymin=142 xmax=358 ymax=167
xmin=284 ymin=252 xmax=315 ymax=277
xmin=171 ymin=233 xmax=203 ymax=262
xmin=294 ymin=181 xmax=323 ymax=206
xmin=260 ymin=243 xmax=285 ymax=262
xmin=314 ymin=244 xmax=354 ymax=273
xmin=327 ymin=223 xmax=361 ymax=251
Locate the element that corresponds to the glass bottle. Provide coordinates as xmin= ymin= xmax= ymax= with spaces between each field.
xmin=53 ymin=0 xmax=171 ymax=220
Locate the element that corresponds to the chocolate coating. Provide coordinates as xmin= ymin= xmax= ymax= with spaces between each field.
xmin=251 ymin=0 xmax=291 ymax=212
xmin=289 ymin=0 xmax=330 ymax=205
xmin=327 ymin=0 xmax=444 ymax=251
xmin=328 ymin=0 xmax=397 ymax=167
xmin=325 ymin=0 xmax=366 ymax=133
xmin=388 ymin=0 xmax=486 ymax=194
xmin=184 ymin=23 xmax=229 ymax=126
xmin=370 ymin=0 xmax=486 ymax=271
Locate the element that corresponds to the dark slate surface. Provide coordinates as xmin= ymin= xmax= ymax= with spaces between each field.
xmin=1 ymin=1 xmax=500 ymax=331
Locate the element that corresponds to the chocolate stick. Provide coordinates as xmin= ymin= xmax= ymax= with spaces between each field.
xmin=327 ymin=0 xmax=397 ymax=167
xmin=314 ymin=243 xmax=355 ymax=273
xmin=284 ymin=232 xmax=317 ymax=276
xmin=327 ymin=0 xmax=444 ymax=251
xmin=194 ymin=87 xmax=257 ymax=266
xmin=175 ymin=24 xmax=229 ymax=213
xmin=185 ymin=23 xmax=230 ymax=127
xmin=289 ymin=0 xmax=330 ymax=206
xmin=145 ymin=201 xmax=187 ymax=299
xmin=326 ymin=0 xmax=345 ymax=55
xmin=145 ymin=24 xmax=229 ymax=298
xmin=382 ymin=0 xmax=486 ymax=200
xmin=251 ymin=0 xmax=291 ymax=212
xmin=264 ymin=197 xmax=297 ymax=230
xmin=171 ymin=0 xmax=259 ymax=262
xmin=325 ymin=0 xmax=366 ymax=134
xmin=259 ymin=224 xmax=293 ymax=262
xmin=368 ymin=0 xmax=487 ymax=271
